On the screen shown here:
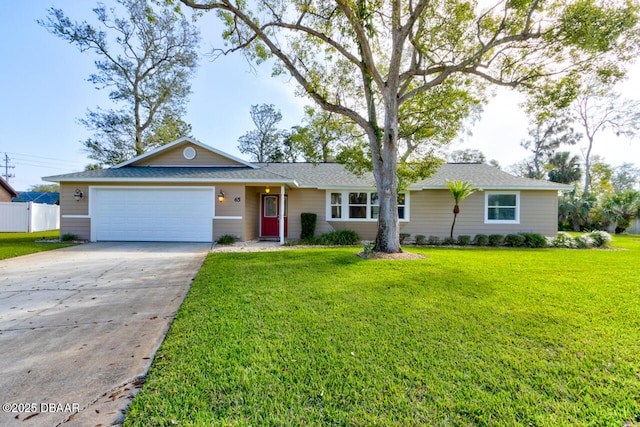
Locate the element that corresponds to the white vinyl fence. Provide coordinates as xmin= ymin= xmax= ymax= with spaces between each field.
xmin=629 ymin=218 xmax=640 ymax=234
xmin=0 ymin=202 xmax=60 ymax=232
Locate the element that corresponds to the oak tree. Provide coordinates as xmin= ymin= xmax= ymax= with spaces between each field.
xmin=237 ymin=104 xmax=285 ymax=162
xmin=180 ymin=0 xmax=639 ymax=252
xmin=572 ymin=80 xmax=640 ymax=200
xmin=41 ymin=0 xmax=199 ymax=166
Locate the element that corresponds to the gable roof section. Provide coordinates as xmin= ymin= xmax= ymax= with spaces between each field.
xmin=0 ymin=176 xmax=18 ymax=198
xmin=115 ymin=137 xmax=258 ymax=169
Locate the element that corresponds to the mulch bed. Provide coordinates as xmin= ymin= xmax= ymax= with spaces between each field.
xmin=356 ymin=251 xmax=427 ymax=260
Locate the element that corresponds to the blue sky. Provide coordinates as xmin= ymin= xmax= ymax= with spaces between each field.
xmin=1 ymin=1 xmax=639 ymax=191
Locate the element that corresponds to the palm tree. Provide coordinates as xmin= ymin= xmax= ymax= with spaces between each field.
xmin=447 ymin=180 xmax=477 ymax=239
xmin=599 ymin=190 xmax=640 ymax=233
xmin=558 ymin=187 xmax=596 ymax=231
xmin=547 ymin=151 xmax=582 ymax=184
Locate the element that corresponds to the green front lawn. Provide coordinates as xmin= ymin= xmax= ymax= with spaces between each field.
xmin=0 ymin=231 xmax=74 ymax=260
xmin=125 ymin=235 xmax=640 ymax=426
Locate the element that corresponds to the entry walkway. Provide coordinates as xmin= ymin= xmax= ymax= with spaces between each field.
xmin=210 ymin=240 xmax=290 ymax=252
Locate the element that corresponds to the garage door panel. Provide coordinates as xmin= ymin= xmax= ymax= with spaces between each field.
xmin=93 ymin=188 xmax=214 ymax=242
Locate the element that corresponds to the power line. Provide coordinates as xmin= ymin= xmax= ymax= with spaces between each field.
xmin=11 ymin=159 xmax=81 ymax=172
xmin=7 ymin=151 xmax=86 ymax=168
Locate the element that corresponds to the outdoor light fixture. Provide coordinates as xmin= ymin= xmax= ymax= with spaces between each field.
xmin=73 ymin=189 xmax=84 ymax=202
xmin=217 ymin=191 xmax=225 ymax=202
xmin=265 ymin=187 xmax=270 ymax=194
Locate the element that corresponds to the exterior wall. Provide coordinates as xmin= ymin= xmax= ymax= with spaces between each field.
xmin=399 ymin=189 xmax=559 ymax=240
xmin=244 ymin=186 xmax=261 ymax=240
xmin=60 ymin=184 xmax=91 ymax=239
xmin=59 ymin=181 xmax=561 ymax=243
xmin=213 ymin=218 xmax=244 ymax=241
xmin=61 ymin=182 xmax=250 ymax=242
xmin=213 ymin=183 xmax=245 ymax=241
xmin=287 ymin=188 xmax=334 ymax=239
xmin=135 ymin=143 xmax=245 ymax=167
xmin=0 ymin=188 xmax=13 ymax=202
xmin=329 ymin=221 xmax=378 ymax=240
xmin=60 ymin=217 xmax=91 ymax=240
xmin=61 ymin=185 xmax=90 ymax=216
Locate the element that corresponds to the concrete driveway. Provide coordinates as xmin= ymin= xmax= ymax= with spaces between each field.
xmin=0 ymin=242 xmax=210 ymax=427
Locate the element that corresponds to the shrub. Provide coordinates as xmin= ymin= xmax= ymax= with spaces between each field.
xmin=589 ymin=230 xmax=612 ymax=247
xmin=574 ymin=234 xmax=595 ymax=249
xmin=216 ymin=234 xmax=236 ymax=245
xmin=488 ymin=234 xmax=504 ymax=247
xmin=300 ymin=213 xmax=317 ymax=240
xmin=415 ymin=235 xmax=426 ymax=245
xmin=549 ymin=232 xmax=575 ymax=248
xmin=442 ymin=237 xmax=457 ymax=246
xmin=457 ymin=235 xmax=471 ymax=246
xmin=399 ymin=233 xmax=411 ymax=244
xmin=318 ymin=230 xmax=360 ymax=245
xmin=504 ymin=234 xmax=526 ymax=247
xmin=427 ymin=235 xmax=440 ymax=245
xmin=519 ymin=232 xmax=547 ymax=248
xmin=61 ymin=233 xmax=78 ymax=242
xmin=473 ymin=234 xmax=489 ymax=246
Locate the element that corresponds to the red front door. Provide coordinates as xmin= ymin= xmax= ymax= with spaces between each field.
xmin=261 ymin=194 xmax=288 ymax=237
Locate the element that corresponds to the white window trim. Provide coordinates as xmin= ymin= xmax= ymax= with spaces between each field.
xmin=484 ymin=191 xmax=520 ymax=224
xmin=325 ymin=191 xmax=410 ymax=222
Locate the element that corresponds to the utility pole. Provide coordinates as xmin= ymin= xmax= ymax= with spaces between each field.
xmin=1 ymin=152 xmax=15 ymax=183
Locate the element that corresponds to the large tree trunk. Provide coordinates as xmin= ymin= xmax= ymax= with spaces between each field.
xmin=582 ymin=135 xmax=593 ymax=201
xmin=374 ymin=165 xmax=401 ymax=253
xmin=372 ymin=90 xmax=401 ymax=253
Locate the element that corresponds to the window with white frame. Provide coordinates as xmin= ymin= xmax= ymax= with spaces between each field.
xmin=485 ymin=191 xmax=520 ymax=223
xmin=330 ymin=193 xmax=342 ymax=219
xmin=348 ymin=192 xmax=368 ymax=218
xmin=327 ymin=191 xmax=408 ymax=221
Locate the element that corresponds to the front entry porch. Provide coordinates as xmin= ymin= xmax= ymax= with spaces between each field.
xmin=260 ymin=192 xmax=287 ymax=241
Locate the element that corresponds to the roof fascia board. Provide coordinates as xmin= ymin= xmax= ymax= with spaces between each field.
xmin=316 ymin=185 xmax=377 ymax=191
xmin=113 ymin=137 xmax=258 ymax=169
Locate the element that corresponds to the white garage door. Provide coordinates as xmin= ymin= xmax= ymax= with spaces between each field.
xmin=92 ymin=187 xmax=214 ymax=242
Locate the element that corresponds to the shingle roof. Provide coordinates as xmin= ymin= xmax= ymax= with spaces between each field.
xmin=44 ymin=162 xmax=570 ymax=191
xmin=413 ymin=163 xmax=571 ymax=190
xmin=258 ymin=163 xmax=376 ymax=188
xmin=44 ymin=167 xmax=297 ymax=183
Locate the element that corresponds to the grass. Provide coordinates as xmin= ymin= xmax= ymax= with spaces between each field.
xmin=125 ymin=235 xmax=640 ymax=426
xmin=0 ymin=231 xmax=74 ymax=260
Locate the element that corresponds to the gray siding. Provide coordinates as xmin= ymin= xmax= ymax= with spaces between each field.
xmin=136 ymin=143 xmax=245 ymax=167
xmin=213 ymin=218 xmax=244 ymax=241
xmin=60 ymin=217 xmax=91 ymax=241
xmin=287 ymin=189 xmax=334 ymax=239
xmin=244 ymin=187 xmax=261 ymax=240
xmin=400 ymin=190 xmax=559 ymax=240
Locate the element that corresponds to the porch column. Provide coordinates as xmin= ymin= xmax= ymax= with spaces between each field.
xmin=279 ymin=185 xmax=285 ymax=244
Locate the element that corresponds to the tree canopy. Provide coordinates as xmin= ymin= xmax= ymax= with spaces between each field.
xmin=237 ymin=104 xmax=285 ymax=162
xmin=179 ymin=0 xmax=639 ymax=252
xmin=40 ymin=0 xmax=200 ymax=166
